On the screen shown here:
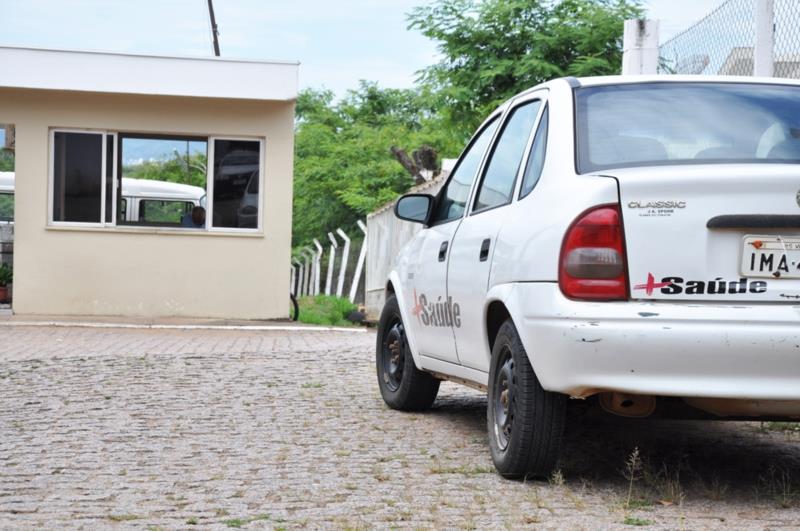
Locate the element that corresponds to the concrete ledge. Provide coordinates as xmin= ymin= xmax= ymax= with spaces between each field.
xmin=0 ymin=313 xmax=367 ymax=333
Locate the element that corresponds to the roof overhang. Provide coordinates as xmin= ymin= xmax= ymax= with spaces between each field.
xmin=0 ymin=46 xmax=299 ymax=102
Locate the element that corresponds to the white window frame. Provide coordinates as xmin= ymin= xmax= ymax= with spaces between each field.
xmin=48 ymin=128 xmax=111 ymax=228
xmin=48 ymin=130 xmax=265 ymax=234
xmin=207 ymin=136 xmax=265 ymax=233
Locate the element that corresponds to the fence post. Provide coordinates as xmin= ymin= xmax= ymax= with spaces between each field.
xmin=325 ymin=232 xmax=338 ymax=296
xmin=622 ymin=19 xmax=660 ymax=75
xmin=302 ymin=248 xmax=314 ymax=296
xmin=312 ymin=239 xmax=323 ymax=296
xmin=292 ymin=259 xmax=302 ymax=296
xmin=754 ymin=0 xmax=775 ymax=77
xmin=349 ymin=220 xmax=367 ymax=304
xmin=335 ymin=228 xmax=350 ymax=298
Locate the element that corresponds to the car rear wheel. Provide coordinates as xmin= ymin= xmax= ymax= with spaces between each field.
xmin=376 ymin=294 xmax=440 ymax=411
xmin=487 ymin=319 xmax=566 ymax=479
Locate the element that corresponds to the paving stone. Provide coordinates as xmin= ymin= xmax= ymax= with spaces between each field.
xmin=0 ymin=325 xmax=799 ymax=529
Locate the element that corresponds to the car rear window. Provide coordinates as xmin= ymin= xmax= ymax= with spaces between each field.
xmin=575 ymin=82 xmax=800 ymax=173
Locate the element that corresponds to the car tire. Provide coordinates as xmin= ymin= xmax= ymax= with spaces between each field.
xmin=376 ymin=294 xmax=440 ymax=411
xmin=487 ymin=319 xmax=566 ymax=479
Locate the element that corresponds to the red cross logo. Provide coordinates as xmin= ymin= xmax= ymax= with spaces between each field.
xmin=411 ymin=289 xmax=423 ymax=321
xmin=633 ymin=273 xmax=673 ymax=296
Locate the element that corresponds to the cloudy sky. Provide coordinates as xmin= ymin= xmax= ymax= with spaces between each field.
xmin=0 ymin=0 xmax=723 ymax=96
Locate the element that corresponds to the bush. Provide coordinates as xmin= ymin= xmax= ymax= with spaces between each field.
xmin=297 ymin=295 xmax=357 ymax=326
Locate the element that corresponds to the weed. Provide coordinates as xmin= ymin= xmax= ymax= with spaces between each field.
xmin=549 ymin=469 xmax=565 ymax=487
xmin=186 ymin=517 xmax=198 ymax=525
xmin=224 ymin=519 xmax=245 ymax=528
xmin=108 ymin=514 xmax=140 ymax=522
xmin=622 ymin=447 xmax=642 ymax=511
xmin=760 ymin=465 xmax=797 ymax=508
xmin=623 ymin=516 xmax=654 ymax=526
xmin=301 ymin=382 xmax=324 ymax=389
xmin=429 ymin=462 xmax=494 ymax=475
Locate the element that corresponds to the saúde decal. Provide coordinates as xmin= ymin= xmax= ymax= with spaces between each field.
xmin=634 ymin=273 xmax=767 ymax=296
xmin=411 ymin=290 xmax=462 ymax=327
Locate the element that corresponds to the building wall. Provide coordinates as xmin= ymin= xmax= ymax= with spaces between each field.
xmin=0 ymin=88 xmax=294 ymax=319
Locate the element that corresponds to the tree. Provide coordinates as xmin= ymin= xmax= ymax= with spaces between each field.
xmin=408 ymin=0 xmax=643 ymax=136
xmin=292 ymin=82 xmax=461 ymax=246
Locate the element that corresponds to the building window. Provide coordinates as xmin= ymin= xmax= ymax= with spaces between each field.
xmin=49 ymin=130 xmax=263 ymax=232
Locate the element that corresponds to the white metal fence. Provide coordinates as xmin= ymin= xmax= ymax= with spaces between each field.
xmin=290 ymin=221 xmax=367 ymax=304
xmin=657 ymin=0 xmax=800 ymax=77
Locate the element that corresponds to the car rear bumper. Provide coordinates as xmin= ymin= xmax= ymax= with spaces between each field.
xmin=510 ymin=283 xmax=800 ymax=401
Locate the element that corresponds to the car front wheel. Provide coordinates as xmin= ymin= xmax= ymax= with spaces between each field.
xmin=487 ymin=319 xmax=566 ymax=479
xmin=376 ymin=294 xmax=440 ymax=411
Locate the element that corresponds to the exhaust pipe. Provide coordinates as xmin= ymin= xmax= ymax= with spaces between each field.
xmin=599 ymin=392 xmax=656 ymax=418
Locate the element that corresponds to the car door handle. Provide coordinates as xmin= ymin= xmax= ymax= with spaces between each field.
xmin=479 ymin=238 xmax=491 ymax=262
xmin=438 ymin=241 xmax=448 ymax=262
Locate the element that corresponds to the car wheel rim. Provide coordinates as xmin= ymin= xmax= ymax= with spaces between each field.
xmin=492 ymin=346 xmax=515 ymax=452
xmin=382 ymin=317 xmax=405 ymax=392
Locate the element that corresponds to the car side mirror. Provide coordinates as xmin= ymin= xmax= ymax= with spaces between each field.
xmin=394 ymin=194 xmax=434 ymax=225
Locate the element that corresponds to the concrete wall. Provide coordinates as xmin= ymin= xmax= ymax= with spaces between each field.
xmin=0 ymin=88 xmax=294 ymax=319
xmin=365 ymin=176 xmax=444 ymax=320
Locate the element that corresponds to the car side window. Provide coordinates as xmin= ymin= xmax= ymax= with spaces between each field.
xmin=430 ymin=117 xmax=499 ymax=224
xmin=520 ymin=105 xmax=549 ymax=199
xmin=473 ymin=100 xmax=542 ymax=212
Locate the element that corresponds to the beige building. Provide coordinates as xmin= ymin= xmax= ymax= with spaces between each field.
xmin=0 ymin=46 xmax=298 ymax=319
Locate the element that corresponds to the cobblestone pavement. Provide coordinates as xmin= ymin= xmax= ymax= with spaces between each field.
xmin=1 ymin=325 xmax=800 ymax=530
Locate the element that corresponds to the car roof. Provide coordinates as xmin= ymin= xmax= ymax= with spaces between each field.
xmin=508 ymin=74 xmax=800 ymax=104
xmin=121 ymin=177 xmax=205 ymax=200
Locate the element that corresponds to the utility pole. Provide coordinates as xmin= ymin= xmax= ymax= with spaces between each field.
xmin=207 ymin=0 xmax=221 ymax=57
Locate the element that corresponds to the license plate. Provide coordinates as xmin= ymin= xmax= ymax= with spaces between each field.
xmin=741 ymin=235 xmax=800 ymax=279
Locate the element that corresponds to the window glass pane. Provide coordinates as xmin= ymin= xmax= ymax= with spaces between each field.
xmin=431 ymin=118 xmax=499 ymax=223
xmin=520 ymin=106 xmax=549 ymax=199
xmin=120 ymin=135 xmax=207 ymax=227
xmin=0 ymin=193 xmax=13 ymax=222
xmin=140 ymin=200 xmax=194 ymax=224
xmin=576 ymin=83 xmax=800 ymax=173
xmin=212 ymin=139 xmax=260 ymax=229
xmin=53 ymin=132 xmax=103 ymax=223
xmin=0 ymin=125 xmax=13 ymax=172
xmin=475 ymin=101 xmax=541 ymax=211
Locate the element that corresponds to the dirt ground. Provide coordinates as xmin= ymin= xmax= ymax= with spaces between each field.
xmin=0 ymin=324 xmax=799 ymax=529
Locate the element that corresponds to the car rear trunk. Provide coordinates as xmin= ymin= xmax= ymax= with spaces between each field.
xmin=604 ymin=164 xmax=800 ymax=302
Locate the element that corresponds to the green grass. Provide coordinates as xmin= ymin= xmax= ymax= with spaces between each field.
xmin=224 ymin=519 xmax=246 ymax=528
xmin=297 ymin=295 xmax=357 ymax=326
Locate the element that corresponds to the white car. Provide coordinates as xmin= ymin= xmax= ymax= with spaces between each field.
xmin=376 ymin=75 xmax=800 ymax=479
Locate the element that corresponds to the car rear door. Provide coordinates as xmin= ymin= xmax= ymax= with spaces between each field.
xmin=447 ymin=94 xmax=546 ymax=372
xmin=403 ymin=115 xmax=500 ymax=364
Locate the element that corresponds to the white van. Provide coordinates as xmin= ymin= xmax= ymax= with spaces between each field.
xmin=0 ymin=172 xmax=205 ymax=224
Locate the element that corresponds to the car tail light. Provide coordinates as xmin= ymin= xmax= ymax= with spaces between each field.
xmin=559 ymin=204 xmax=628 ymax=301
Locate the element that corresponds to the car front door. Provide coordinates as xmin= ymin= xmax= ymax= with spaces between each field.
xmin=447 ymin=94 xmax=547 ymax=372
xmin=403 ymin=115 xmax=501 ymax=364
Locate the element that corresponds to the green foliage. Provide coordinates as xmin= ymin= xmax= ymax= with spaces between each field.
xmin=292 ymin=82 xmax=462 ymax=246
xmin=0 ymin=263 xmax=11 ymax=287
xmin=408 ymin=0 xmax=642 ymax=134
xmin=124 ymin=152 xmax=207 ymax=188
xmin=0 ymin=150 xmax=13 ymax=172
xmin=297 ymin=295 xmax=357 ymax=327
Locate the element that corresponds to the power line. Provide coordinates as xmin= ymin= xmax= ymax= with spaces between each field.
xmin=207 ymin=0 xmax=221 ymax=57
